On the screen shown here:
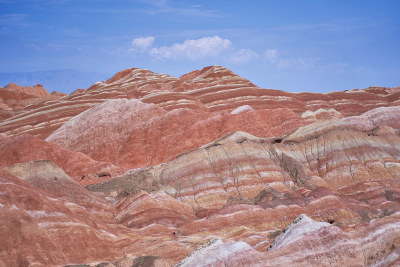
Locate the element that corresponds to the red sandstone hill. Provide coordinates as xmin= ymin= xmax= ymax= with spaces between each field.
xmin=1 ymin=66 xmax=399 ymax=139
xmin=4 ymin=82 xmax=51 ymax=97
xmin=1 ymin=66 xmax=400 ymax=266
xmin=0 ymin=82 xmax=67 ymax=121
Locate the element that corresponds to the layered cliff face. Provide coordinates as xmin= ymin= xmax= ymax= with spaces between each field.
xmin=1 ymin=66 xmax=400 ymax=266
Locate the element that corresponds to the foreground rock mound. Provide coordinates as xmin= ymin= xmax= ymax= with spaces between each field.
xmin=0 ymin=168 xmax=199 ymax=266
xmin=176 ymin=214 xmax=400 ymax=266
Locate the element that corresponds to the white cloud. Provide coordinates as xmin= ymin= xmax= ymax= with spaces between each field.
xmin=265 ymin=49 xmax=279 ymax=63
xmin=131 ymin=36 xmax=155 ymax=52
xmin=150 ymin=35 xmax=232 ymax=60
xmin=230 ymin=49 xmax=258 ymax=64
xmin=264 ymin=49 xmax=319 ymax=69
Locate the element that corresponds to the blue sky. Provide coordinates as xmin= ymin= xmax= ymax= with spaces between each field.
xmin=1 ymin=0 xmax=399 ymax=93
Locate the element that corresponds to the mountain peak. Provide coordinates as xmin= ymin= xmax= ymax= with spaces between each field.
xmin=4 ymin=82 xmax=51 ymax=97
xmin=4 ymin=82 xmax=20 ymax=90
xmin=180 ymin=65 xmax=255 ymax=87
xmin=99 ymin=67 xmax=178 ymax=86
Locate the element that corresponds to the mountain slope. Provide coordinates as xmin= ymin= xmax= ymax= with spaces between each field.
xmin=1 ymin=66 xmax=399 ymax=139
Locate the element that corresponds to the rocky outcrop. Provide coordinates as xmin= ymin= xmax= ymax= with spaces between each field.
xmin=51 ymin=90 xmax=67 ymax=97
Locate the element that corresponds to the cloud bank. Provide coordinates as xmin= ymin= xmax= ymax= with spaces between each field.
xmin=149 ymin=35 xmax=231 ymax=60
xmin=130 ymin=36 xmax=319 ymax=69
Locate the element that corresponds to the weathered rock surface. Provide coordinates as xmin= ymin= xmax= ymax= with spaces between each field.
xmin=1 ymin=66 xmax=400 ymax=266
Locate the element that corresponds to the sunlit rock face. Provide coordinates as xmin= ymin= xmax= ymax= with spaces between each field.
xmin=1 ymin=66 xmax=400 ymax=266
